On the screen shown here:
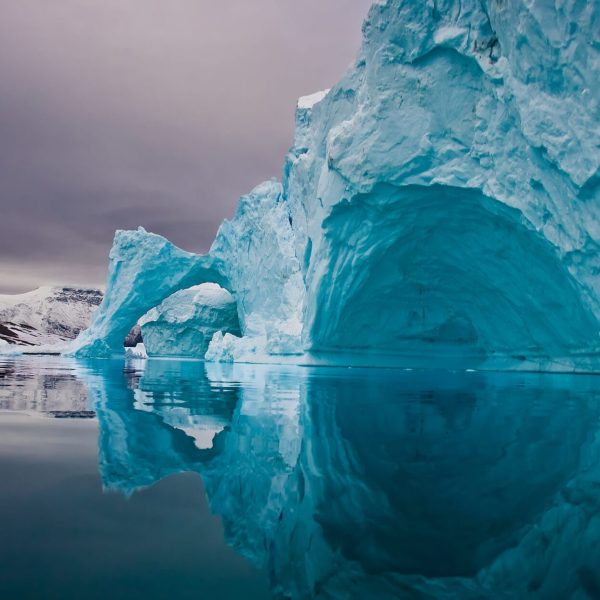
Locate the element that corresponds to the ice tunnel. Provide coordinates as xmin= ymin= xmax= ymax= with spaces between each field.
xmin=306 ymin=184 xmax=600 ymax=369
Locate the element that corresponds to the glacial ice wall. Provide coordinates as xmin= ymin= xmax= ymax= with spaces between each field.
xmin=289 ymin=0 xmax=600 ymax=369
xmin=73 ymin=0 xmax=600 ymax=370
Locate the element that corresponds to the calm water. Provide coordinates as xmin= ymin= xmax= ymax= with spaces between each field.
xmin=1 ymin=357 xmax=600 ymax=599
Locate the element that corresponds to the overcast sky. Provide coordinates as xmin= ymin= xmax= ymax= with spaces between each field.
xmin=0 ymin=0 xmax=372 ymax=293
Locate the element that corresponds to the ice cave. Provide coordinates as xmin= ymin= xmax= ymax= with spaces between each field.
xmin=305 ymin=184 xmax=600 ymax=369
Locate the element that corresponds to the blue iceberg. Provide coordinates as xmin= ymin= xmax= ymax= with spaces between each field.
xmin=71 ymin=0 xmax=600 ymax=371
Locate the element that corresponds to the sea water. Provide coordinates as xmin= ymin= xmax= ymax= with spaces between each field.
xmin=1 ymin=356 xmax=600 ymax=599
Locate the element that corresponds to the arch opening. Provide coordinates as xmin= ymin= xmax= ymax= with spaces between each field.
xmin=137 ymin=283 xmax=241 ymax=359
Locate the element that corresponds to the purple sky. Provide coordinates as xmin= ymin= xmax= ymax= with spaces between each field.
xmin=0 ymin=0 xmax=372 ymax=293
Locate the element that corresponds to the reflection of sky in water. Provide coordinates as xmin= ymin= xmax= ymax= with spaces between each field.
xmin=2 ymin=356 xmax=600 ymax=599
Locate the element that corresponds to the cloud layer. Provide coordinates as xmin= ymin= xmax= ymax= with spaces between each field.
xmin=0 ymin=0 xmax=371 ymax=293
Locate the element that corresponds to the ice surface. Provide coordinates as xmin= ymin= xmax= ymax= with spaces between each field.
xmin=140 ymin=284 xmax=240 ymax=358
xmin=72 ymin=1 xmax=600 ymax=371
xmin=297 ymin=89 xmax=330 ymax=110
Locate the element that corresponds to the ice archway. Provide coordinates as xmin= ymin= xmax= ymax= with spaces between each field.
xmin=69 ymin=227 xmax=229 ymax=358
xmin=69 ymin=181 xmax=306 ymax=359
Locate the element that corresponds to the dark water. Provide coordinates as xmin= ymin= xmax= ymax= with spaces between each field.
xmin=1 ymin=357 xmax=600 ymax=599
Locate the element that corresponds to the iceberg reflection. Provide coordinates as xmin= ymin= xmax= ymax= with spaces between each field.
xmin=77 ymin=359 xmax=600 ymax=599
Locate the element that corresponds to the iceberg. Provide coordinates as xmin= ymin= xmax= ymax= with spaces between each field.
xmin=140 ymin=284 xmax=240 ymax=359
xmin=72 ymin=1 xmax=600 ymax=371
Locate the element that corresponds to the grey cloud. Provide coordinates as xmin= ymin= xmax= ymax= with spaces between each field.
xmin=0 ymin=0 xmax=372 ymax=293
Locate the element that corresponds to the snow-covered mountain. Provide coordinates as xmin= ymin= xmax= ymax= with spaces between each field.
xmin=0 ymin=286 xmax=103 ymax=346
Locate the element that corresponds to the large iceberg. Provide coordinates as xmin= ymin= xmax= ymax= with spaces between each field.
xmin=72 ymin=1 xmax=600 ymax=371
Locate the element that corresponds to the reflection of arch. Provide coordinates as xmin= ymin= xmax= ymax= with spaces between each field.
xmin=81 ymin=358 xmax=237 ymax=495
xmin=306 ymin=184 xmax=599 ymax=368
xmin=70 ymin=228 xmax=234 ymax=358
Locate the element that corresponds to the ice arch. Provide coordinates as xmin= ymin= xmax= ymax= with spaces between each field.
xmin=306 ymin=185 xmax=600 ymax=369
xmin=69 ymin=228 xmax=231 ymax=358
xmin=69 ymin=180 xmax=305 ymax=359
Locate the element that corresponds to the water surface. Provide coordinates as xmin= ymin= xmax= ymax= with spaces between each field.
xmin=1 ymin=356 xmax=600 ymax=599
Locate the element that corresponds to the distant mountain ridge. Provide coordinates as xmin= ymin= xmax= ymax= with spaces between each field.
xmin=0 ymin=286 xmax=103 ymax=346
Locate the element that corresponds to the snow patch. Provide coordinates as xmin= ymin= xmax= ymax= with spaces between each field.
xmin=0 ymin=338 xmax=22 ymax=356
xmin=0 ymin=286 xmax=102 ymax=346
xmin=297 ymin=89 xmax=330 ymax=110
